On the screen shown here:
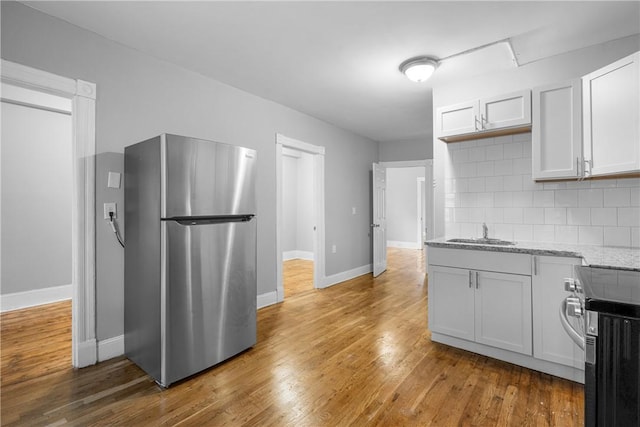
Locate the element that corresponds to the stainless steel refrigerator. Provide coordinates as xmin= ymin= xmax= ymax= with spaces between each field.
xmin=124 ymin=134 xmax=257 ymax=387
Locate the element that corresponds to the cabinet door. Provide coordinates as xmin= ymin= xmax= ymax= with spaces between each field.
xmin=583 ymin=51 xmax=640 ymax=176
xmin=474 ymin=271 xmax=532 ymax=355
xmin=435 ymin=100 xmax=479 ymax=138
xmin=480 ymin=90 xmax=531 ymax=131
xmin=532 ymin=80 xmax=582 ymax=180
xmin=428 ymin=265 xmax=475 ymax=341
xmin=532 ymin=256 xmax=584 ymax=369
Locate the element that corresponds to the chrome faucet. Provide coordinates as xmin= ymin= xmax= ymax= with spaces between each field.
xmin=482 ymin=222 xmax=488 ymax=239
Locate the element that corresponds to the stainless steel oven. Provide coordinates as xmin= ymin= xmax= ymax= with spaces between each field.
xmin=562 ymin=266 xmax=640 ymax=427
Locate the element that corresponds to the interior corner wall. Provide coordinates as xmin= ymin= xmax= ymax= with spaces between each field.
xmin=378 ymin=137 xmax=432 ymax=162
xmin=1 ymin=2 xmax=378 ymax=342
xmin=432 ymin=35 xmax=640 ymax=239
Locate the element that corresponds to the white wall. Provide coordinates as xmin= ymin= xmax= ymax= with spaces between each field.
xmin=386 ymin=167 xmax=425 ymax=248
xmin=379 ymin=137 xmax=432 ymax=162
xmin=1 ymin=89 xmax=72 ymax=296
xmin=282 ymin=149 xmax=314 ymax=259
xmin=1 ymin=2 xmax=378 ymax=341
xmin=433 ymin=35 xmax=640 ymax=241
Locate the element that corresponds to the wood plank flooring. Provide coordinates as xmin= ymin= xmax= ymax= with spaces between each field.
xmin=1 ymin=248 xmax=583 ymax=426
xmin=283 ymin=259 xmax=314 ymax=298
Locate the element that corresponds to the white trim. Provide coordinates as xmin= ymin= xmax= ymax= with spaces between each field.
xmin=1 ymin=285 xmax=72 ymax=312
xmin=275 ymin=133 xmax=326 ymax=303
xmin=1 ymin=60 xmax=97 ymax=368
xmin=380 ymin=160 xmax=426 ymax=168
xmin=98 ymin=335 xmax=124 ymax=362
xmin=257 ymin=291 xmax=279 ymax=309
xmin=283 ymin=250 xmax=314 ymax=261
xmin=387 ymin=240 xmax=421 ymax=250
xmin=417 ymin=177 xmax=425 ymax=248
xmin=322 ymin=264 xmax=372 ymax=289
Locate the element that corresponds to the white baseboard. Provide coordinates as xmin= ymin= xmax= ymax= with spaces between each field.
xmin=387 ymin=240 xmax=421 ymax=250
xmin=76 ymin=338 xmax=97 ymax=368
xmin=322 ymin=264 xmax=372 ymax=289
xmin=1 ymin=284 xmax=72 ymax=312
xmin=98 ymin=335 xmax=124 ymax=362
xmin=257 ymin=291 xmax=279 ymax=309
xmin=283 ymin=250 xmax=314 ymax=261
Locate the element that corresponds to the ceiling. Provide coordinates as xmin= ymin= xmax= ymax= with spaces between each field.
xmin=23 ymin=1 xmax=640 ymax=143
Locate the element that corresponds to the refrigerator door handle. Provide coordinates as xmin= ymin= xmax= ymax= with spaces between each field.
xmin=165 ymin=214 xmax=255 ymax=225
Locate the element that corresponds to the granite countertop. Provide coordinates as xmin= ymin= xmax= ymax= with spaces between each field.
xmin=426 ymin=237 xmax=640 ymax=271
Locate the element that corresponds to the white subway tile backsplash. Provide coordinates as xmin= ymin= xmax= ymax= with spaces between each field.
xmin=513 ymin=191 xmax=533 ymax=208
xmin=485 ymin=176 xmax=504 ymax=192
xmin=468 ymin=146 xmax=486 ymax=162
xmin=555 ymin=225 xmax=578 ymax=244
xmin=477 ymin=193 xmax=494 ymax=208
xmin=486 ymin=145 xmax=504 ymax=160
xmin=544 ymin=208 xmax=567 ymax=225
xmin=485 ymin=207 xmax=504 ymax=223
xmin=477 ymin=161 xmax=495 ymax=177
xmin=554 ymin=190 xmax=578 ymax=207
xmin=512 ymin=157 xmax=532 ymax=175
xmin=604 ymin=227 xmax=631 ymax=247
xmin=504 ymin=142 xmax=524 ymax=159
xmin=504 ymin=208 xmax=524 ymax=224
xmin=567 ymin=208 xmax=591 ymax=226
xmin=591 ymin=208 xmax=618 ymax=226
xmin=468 ymin=177 xmax=485 ymax=193
xmin=513 ymin=224 xmax=533 ymax=241
xmin=504 ymin=175 xmax=523 ymax=192
xmin=494 ymin=159 xmax=513 ymax=176
xmin=630 ymin=188 xmax=640 ymax=206
xmin=618 ymin=207 xmax=640 ymax=227
xmin=533 ymin=191 xmax=555 ymax=207
xmin=604 ymin=188 xmax=630 ymax=207
xmin=578 ymin=189 xmax=603 ymax=207
xmin=534 ymin=225 xmax=555 ymax=242
xmin=524 ymin=208 xmax=545 ymax=224
xmin=579 ymin=226 xmax=604 ymax=245
xmin=494 ymin=192 xmax=514 ymax=207
xmin=443 ymin=134 xmax=637 ymax=247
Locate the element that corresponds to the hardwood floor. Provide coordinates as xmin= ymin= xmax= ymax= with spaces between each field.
xmin=1 ymin=248 xmax=583 ymax=426
xmin=283 ymin=259 xmax=314 ymax=298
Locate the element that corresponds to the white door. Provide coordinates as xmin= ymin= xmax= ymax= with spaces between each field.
xmin=372 ymin=163 xmax=387 ymax=277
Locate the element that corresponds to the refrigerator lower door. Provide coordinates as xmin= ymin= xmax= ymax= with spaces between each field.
xmin=161 ymin=218 xmax=257 ymax=386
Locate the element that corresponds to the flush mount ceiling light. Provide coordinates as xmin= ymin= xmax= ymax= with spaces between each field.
xmin=399 ymin=56 xmax=439 ymax=82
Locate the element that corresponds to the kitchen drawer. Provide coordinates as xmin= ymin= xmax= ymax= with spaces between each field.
xmin=428 ymin=247 xmax=531 ymax=276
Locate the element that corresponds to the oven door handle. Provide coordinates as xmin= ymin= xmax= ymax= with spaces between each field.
xmin=559 ymin=299 xmax=585 ymax=350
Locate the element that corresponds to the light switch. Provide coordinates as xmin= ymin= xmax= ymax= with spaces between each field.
xmin=108 ymin=172 xmax=121 ymax=189
xmin=352 ymin=207 xmax=356 ymax=215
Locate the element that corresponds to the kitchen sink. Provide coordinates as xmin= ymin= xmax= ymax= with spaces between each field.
xmin=446 ymin=238 xmax=515 ymax=246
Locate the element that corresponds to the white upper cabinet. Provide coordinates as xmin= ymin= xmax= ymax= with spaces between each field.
xmin=436 ymin=90 xmax=531 ymax=142
xmin=532 ymin=80 xmax=582 ymax=180
xmin=582 ymin=51 xmax=640 ymax=177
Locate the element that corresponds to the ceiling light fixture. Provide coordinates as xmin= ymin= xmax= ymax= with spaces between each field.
xmin=399 ymin=56 xmax=439 ymax=83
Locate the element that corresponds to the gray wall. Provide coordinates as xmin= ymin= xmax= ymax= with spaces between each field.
xmin=282 ymin=151 xmax=314 ymax=256
xmin=379 ymin=137 xmax=432 ymax=162
xmin=386 ymin=167 xmax=425 ymax=245
xmin=1 ymin=97 xmax=72 ymax=294
xmin=1 ymin=2 xmax=378 ymax=341
xmin=432 ymin=35 xmax=640 ymax=238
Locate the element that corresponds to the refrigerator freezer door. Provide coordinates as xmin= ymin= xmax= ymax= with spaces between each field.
xmin=162 ymin=218 xmax=257 ymax=386
xmin=163 ymin=134 xmax=257 ymax=218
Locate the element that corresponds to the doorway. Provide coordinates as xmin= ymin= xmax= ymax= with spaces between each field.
xmin=1 ymin=60 xmax=97 ymax=368
xmin=275 ymin=134 xmax=326 ymax=302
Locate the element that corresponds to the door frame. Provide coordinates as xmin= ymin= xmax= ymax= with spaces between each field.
xmin=1 ymin=60 xmax=97 ymax=368
xmin=275 ymin=133 xmax=325 ymax=301
xmin=417 ymin=176 xmax=425 ymax=248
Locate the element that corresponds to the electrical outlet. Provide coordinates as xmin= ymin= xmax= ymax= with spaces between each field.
xmin=352 ymin=207 xmax=356 ymax=215
xmin=104 ymin=202 xmax=117 ymax=220
xmin=331 ymin=244 xmax=337 ymax=253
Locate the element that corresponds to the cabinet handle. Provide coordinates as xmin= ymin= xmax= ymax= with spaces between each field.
xmin=469 ymin=271 xmax=473 ymax=288
xmin=583 ymin=159 xmax=592 ymax=177
xmin=474 ymin=116 xmax=480 ymax=131
xmin=475 ymin=271 xmax=479 ymax=289
xmin=533 ymin=256 xmax=538 ymax=276
xmin=576 ymin=157 xmax=581 ymax=177
xmin=481 ymin=114 xmax=487 ymax=129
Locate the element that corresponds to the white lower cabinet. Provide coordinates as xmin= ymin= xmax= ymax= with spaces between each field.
xmin=428 ymin=250 xmax=533 ymax=356
xmin=532 ymin=255 xmax=584 ymax=369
